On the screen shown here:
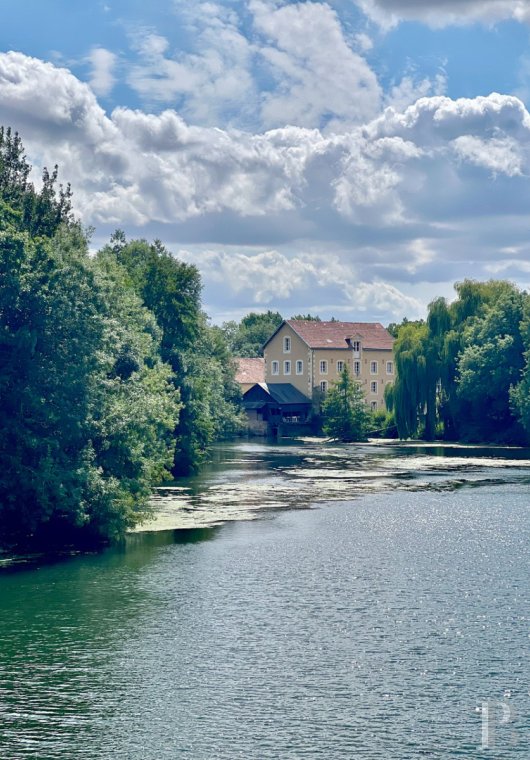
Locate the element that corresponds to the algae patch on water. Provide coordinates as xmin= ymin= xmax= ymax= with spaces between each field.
xmin=132 ymin=440 xmax=530 ymax=533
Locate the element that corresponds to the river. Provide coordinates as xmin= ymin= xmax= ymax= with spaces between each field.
xmin=0 ymin=439 xmax=529 ymax=758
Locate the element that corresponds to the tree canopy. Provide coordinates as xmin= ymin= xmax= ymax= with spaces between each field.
xmin=0 ymin=127 xmax=73 ymax=238
xmin=0 ymin=128 xmax=242 ymax=549
xmin=322 ymin=367 xmax=371 ymax=442
xmin=221 ymin=310 xmax=283 ymax=357
xmin=98 ymin=235 xmax=244 ymax=474
xmin=290 ymin=313 xmax=321 ymax=321
xmin=386 ymin=280 xmax=530 ymax=444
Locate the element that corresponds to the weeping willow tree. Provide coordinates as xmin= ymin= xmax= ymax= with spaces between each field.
xmin=387 ymin=280 xmax=530 ymax=442
xmin=384 ymin=322 xmax=434 ymax=439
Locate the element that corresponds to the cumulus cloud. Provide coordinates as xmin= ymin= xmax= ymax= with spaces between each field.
xmin=356 ymin=0 xmax=530 ymax=29
xmin=384 ymin=72 xmax=447 ymax=112
xmin=180 ymin=248 xmax=322 ymax=303
xmin=87 ymin=46 xmax=116 ymax=97
xmin=127 ymin=5 xmax=256 ymax=126
xmin=452 ymin=135 xmax=523 ymax=176
xmin=127 ymin=1 xmax=381 ymax=131
xmin=250 ymin=1 xmax=381 ymax=129
xmin=2 ymin=51 xmax=530 ymax=320
xmin=176 ymin=247 xmax=423 ymax=319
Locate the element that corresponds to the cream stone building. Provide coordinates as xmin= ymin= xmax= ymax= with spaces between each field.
xmin=262 ymin=320 xmax=395 ymax=411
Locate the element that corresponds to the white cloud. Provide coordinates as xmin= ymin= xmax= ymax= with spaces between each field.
xmin=177 ymin=246 xmax=423 ymax=318
xmin=365 ymin=93 xmax=530 ymax=146
xmin=127 ymin=1 xmax=381 ymax=132
xmin=485 ymin=258 xmax=530 ymax=274
xmin=385 ymin=73 xmax=447 ymax=112
xmin=250 ymin=1 xmax=381 ymax=130
xmin=2 ymin=52 xmax=530 ymax=321
xmin=87 ymin=47 xmax=116 ymax=97
xmin=181 ymin=248 xmax=320 ymax=303
xmin=127 ymin=5 xmax=256 ymax=126
xmin=452 ymin=135 xmax=523 ymax=176
xmin=354 ymin=33 xmax=374 ymax=52
xmin=356 ymin=0 xmax=530 ymax=29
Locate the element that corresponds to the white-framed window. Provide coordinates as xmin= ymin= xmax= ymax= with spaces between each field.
xmin=283 ymin=336 xmax=291 ymax=353
xmin=386 ymin=361 xmax=394 ymax=375
xmin=319 ymin=360 xmax=328 ymax=374
xmin=370 ymin=361 xmax=378 ymax=374
xmin=337 ymin=360 xmax=345 ymax=373
xmin=371 ymin=401 xmax=377 ymax=411
xmin=352 ymin=340 xmax=360 ymax=352
xmin=370 ymin=381 xmax=378 ymax=394
xmin=271 ymin=361 xmax=279 ymax=375
xmin=353 ymin=360 xmax=361 ymax=376
xmin=320 ymin=380 xmax=328 ymax=393
xmin=284 ymin=360 xmax=291 ymax=375
xmin=296 ymin=360 xmax=303 ymax=375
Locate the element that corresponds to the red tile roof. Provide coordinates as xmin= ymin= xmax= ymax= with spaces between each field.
xmin=286 ymin=320 xmax=394 ymax=350
xmin=235 ymin=357 xmax=265 ymax=385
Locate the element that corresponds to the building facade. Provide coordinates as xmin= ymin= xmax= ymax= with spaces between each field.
xmin=263 ymin=320 xmax=395 ymax=411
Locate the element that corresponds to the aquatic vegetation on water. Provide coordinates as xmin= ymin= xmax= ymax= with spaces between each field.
xmin=136 ymin=441 xmax=530 ymax=533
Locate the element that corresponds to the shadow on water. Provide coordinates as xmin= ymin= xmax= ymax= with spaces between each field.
xmin=0 ymin=524 xmax=222 ymax=576
xmin=123 ymin=525 xmax=220 ymax=552
xmin=393 ymin=442 xmax=530 ymax=460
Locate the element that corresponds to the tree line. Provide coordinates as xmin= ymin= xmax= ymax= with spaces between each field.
xmin=317 ymin=282 xmax=530 ymax=445
xmin=386 ymin=280 xmax=530 ymax=444
xmin=0 ymin=128 xmax=243 ymax=549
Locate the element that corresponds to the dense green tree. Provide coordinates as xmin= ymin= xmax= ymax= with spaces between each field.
xmin=384 ymin=321 xmax=431 ymax=439
xmin=322 ymin=367 xmax=370 ymax=442
xmin=0 ymin=129 xmax=182 ymax=546
xmin=171 ymin=319 xmax=244 ymax=474
xmin=511 ymin=296 xmax=530 ymax=435
xmin=98 ymin=235 xmax=243 ymax=474
xmin=0 ymin=222 xmax=179 ymax=545
xmin=222 ymin=310 xmax=283 ymax=357
xmin=388 ymin=279 xmax=529 ymax=443
xmin=457 ymin=288 xmax=526 ymax=442
xmin=386 ymin=317 xmax=424 ymax=339
xmin=0 ymin=126 xmax=72 ymax=237
xmin=367 ymin=409 xmax=398 ymax=438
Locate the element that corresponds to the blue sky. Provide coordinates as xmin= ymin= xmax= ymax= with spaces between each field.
xmin=1 ymin=0 xmax=530 ymax=322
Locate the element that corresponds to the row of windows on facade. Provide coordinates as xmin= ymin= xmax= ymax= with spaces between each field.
xmin=270 ymin=359 xmax=394 ymax=376
xmin=316 ymin=379 xmax=381 ymax=395
xmin=282 ymin=337 xmax=362 ymax=353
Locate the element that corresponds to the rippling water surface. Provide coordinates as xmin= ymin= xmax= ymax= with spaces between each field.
xmin=0 ymin=440 xmax=529 ymax=758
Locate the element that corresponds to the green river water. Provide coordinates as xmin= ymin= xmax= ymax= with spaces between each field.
xmin=0 ymin=440 xmax=529 ymax=758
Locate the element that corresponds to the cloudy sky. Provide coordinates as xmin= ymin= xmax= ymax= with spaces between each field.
xmin=2 ymin=1 xmax=530 ymax=323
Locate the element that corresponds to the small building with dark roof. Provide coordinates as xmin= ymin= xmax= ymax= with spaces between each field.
xmin=242 ymin=382 xmax=312 ymax=435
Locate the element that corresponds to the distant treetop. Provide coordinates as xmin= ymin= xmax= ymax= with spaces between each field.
xmin=0 ymin=125 xmax=73 ymax=237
